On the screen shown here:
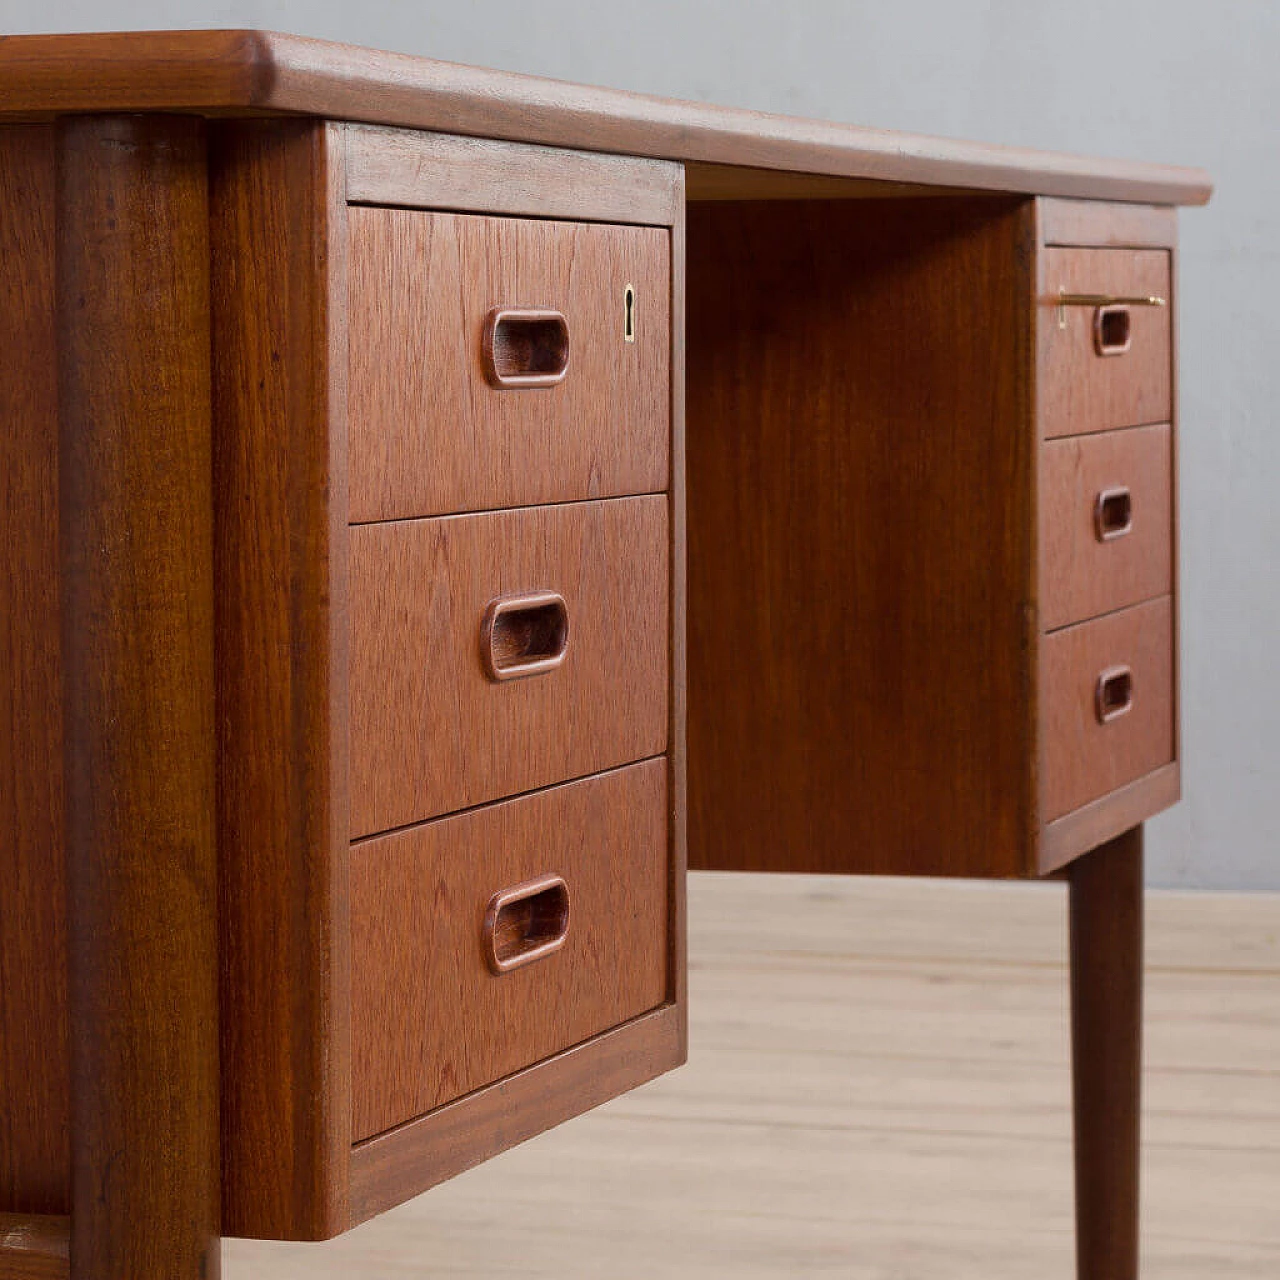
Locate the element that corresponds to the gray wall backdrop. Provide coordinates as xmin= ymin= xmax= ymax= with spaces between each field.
xmin=7 ymin=1 xmax=1274 ymax=890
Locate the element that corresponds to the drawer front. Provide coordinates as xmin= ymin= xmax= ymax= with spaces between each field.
xmin=1040 ymin=422 xmax=1173 ymax=631
xmin=350 ymin=496 xmax=669 ymax=838
xmin=351 ymin=759 xmax=669 ymax=1140
xmin=1043 ymin=596 xmax=1174 ymax=822
xmin=1040 ymin=247 xmax=1171 ymax=439
xmin=348 ymin=207 xmax=670 ymax=522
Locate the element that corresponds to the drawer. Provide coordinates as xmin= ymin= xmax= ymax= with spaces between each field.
xmin=1040 ymin=247 xmax=1171 ymax=439
xmin=1043 ymin=596 xmax=1174 ymax=822
xmin=348 ymin=207 xmax=670 ymax=522
xmin=351 ymin=759 xmax=669 ymax=1140
xmin=350 ymin=495 xmax=669 ymax=838
xmin=1040 ymin=422 xmax=1173 ymax=631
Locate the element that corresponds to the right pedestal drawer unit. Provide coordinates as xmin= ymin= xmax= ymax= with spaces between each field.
xmin=1036 ymin=199 xmax=1180 ymax=871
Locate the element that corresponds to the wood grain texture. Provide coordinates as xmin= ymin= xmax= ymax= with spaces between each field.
xmin=687 ymin=198 xmax=1037 ymax=879
xmin=1040 ymin=423 xmax=1173 ymax=631
xmin=0 ymin=125 xmax=67 ymax=1218
xmin=667 ymin=178 xmax=688 ymax=1055
xmin=347 ymin=1004 xmax=682 ymax=1228
xmin=210 ymin=118 xmax=352 ymax=1242
xmin=685 ymin=161 xmax=976 ymax=201
xmin=1070 ymin=827 xmax=1144 ymax=1280
xmin=1039 ymin=248 xmax=1172 ymax=440
xmin=0 ymin=32 xmax=1213 ymax=205
xmin=345 ymin=124 xmax=681 ymax=224
xmin=350 ymin=497 xmax=669 ymax=838
xmin=348 ymin=207 xmax=670 ymax=521
xmin=1042 ymin=598 xmax=1174 ymax=823
xmin=0 ymin=1216 xmax=69 ymax=1279
xmin=351 ymin=760 xmax=669 ymax=1139
xmin=1040 ymin=198 xmax=1178 ymax=250
xmin=1041 ymin=761 xmax=1179 ymax=875
xmin=57 ymin=114 xmax=219 ymax=1280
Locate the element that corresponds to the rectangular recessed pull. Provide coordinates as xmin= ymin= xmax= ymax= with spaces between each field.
xmin=483 ymin=874 xmax=570 ymax=974
xmin=1095 ymin=486 xmax=1134 ymax=541
xmin=1093 ymin=304 xmax=1132 ymax=355
xmin=482 ymin=307 xmax=570 ymax=388
xmin=1095 ymin=665 xmax=1134 ymax=724
xmin=481 ymin=590 xmax=569 ymax=681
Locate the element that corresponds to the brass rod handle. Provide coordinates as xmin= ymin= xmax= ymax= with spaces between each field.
xmin=482 ymin=307 xmax=570 ymax=388
xmin=1054 ymin=289 xmax=1165 ymax=344
xmin=483 ymin=874 xmax=570 ymax=974
xmin=1056 ymin=292 xmax=1167 ymax=308
xmin=480 ymin=590 xmax=570 ymax=682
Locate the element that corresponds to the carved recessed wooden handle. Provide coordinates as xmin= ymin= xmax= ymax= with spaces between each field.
xmin=483 ymin=874 xmax=570 ymax=974
xmin=481 ymin=590 xmax=570 ymax=681
xmin=1095 ymin=486 xmax=1134 ymax=542
xmin=482 ymin=307 xmax=570 ymax=388
xmin=1095 ymin=665 xmax=1134 ymax=725
xmin=1093 ymin=304 xmax=1133 ymax=356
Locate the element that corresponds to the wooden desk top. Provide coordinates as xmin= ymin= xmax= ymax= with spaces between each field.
xmin=0 ymin=29 xmax=1212 ymax=206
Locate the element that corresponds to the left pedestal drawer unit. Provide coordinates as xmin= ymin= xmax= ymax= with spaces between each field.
xmin=209 ymin=121 xmax=687 ymax=1239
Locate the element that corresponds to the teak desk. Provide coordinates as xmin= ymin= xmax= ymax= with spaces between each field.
xmin=0 ymin=31 xmax=1211 ymax=1280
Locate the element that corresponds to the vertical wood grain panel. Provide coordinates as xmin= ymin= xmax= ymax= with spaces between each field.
xmin=210 ymin=118 xmax=351 ymax=1242
xmin=0 ymin=125 xmax=68 ymax=1218
xmin=687 ymin=197 xmax=1037 ymax=878
xmin=57 ymin=113 xmax=219 ymax=1280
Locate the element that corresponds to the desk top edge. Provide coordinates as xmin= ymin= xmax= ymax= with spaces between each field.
xmin=0 ymin=29 xmax=1213 ymax=206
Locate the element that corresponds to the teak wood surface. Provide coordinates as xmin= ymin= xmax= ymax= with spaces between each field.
xmin=1040 ymin=422 xmax=1173 ymax=631
xmin=0 ymin=29 xmax=1204 ymax=1277
xmin=1070 ymin=829 xmax=1145 ymax=1280
xmin=204 ymin=120 xmax=687 ymax=1240
xmin=344 ymin=123 xmax=682 ymax=226
xmin=0 ymin=125 xmax=66 ymax=1220
xmin=351 ymin=761 xmax=669 ymax=1139
xmin=347 ymin=207 xmax=670 ymax=521
xmin=349 ymin=496 xmax=670 ymax=838
xmin=0 ymin=31 xmax=1211 ymax=206
xmin=687 ymin=197 xmax=1038 ymax=879
xmin=1038 ymin=248 xmax=1172 ymax=440
xmin=0 ymin=1216 xmax=69 ymax=1280
xmin=58 ymin=114 xmax=221 ymax=1279
xmin=1041 ymin=597 xmax=1175 ymax=823
xmin=211 ymin=118 xmax=353 ymax=1242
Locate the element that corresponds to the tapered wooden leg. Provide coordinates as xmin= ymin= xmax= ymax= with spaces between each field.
xmin=1069 ymin=826 xmax=1143 ymax=1280
xmin=57 ymin=116 xmax=220 ymax=1279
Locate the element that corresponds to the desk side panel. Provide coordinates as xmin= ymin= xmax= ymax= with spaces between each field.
xmin=211 ymin=118 xmax=352 ymax=1240
xmin=687 ymin=197 xmax=1037 ymax=878
xmin=0 ymin=125 xmax=69 ymax=1216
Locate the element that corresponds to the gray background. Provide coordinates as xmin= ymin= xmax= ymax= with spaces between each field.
xmin=7 ymin=1 xmax=1274 ymax=889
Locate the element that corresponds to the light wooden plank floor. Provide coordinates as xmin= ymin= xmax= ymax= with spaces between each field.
xmin=228 ymin=873 xmax=1280 ymax=1278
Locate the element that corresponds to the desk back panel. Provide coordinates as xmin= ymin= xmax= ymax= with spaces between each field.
xmin=686 ymin=197 xmax=1039 ymax=879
